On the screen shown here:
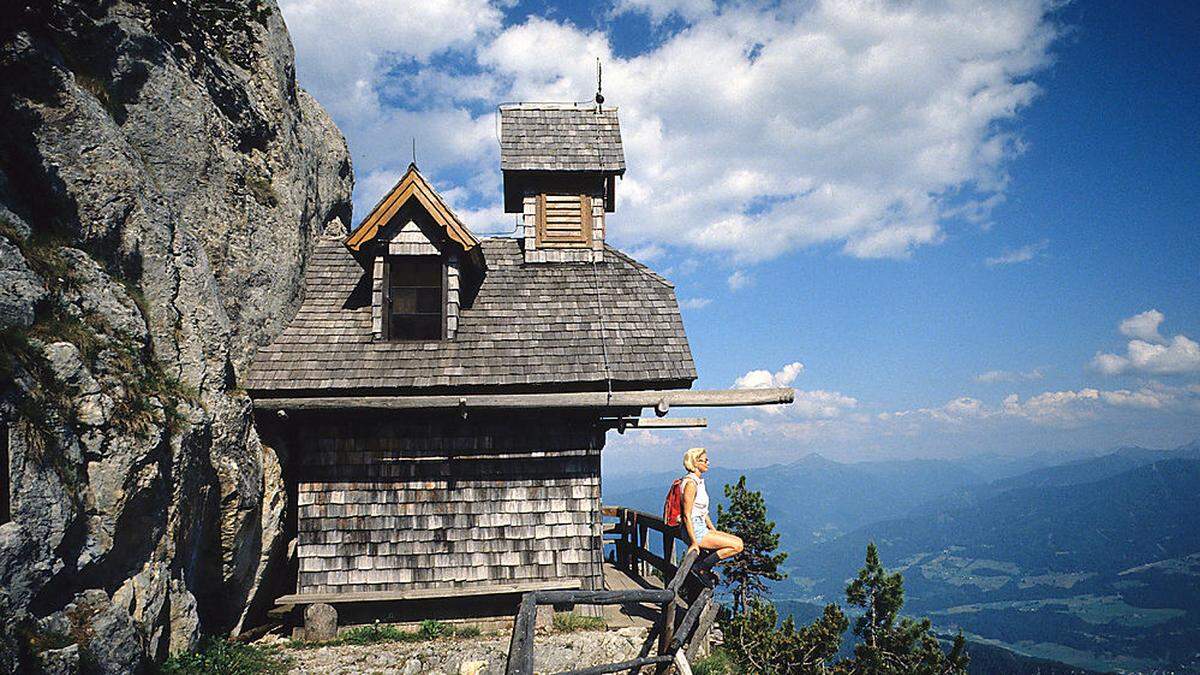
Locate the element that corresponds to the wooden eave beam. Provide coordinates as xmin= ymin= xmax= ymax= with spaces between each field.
xmin=252 ymin=387 xmax=794 ymax=413
xmin=604 ymin=417 xmax=708 ymax=430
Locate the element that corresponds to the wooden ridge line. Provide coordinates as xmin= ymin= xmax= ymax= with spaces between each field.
xmin=253 ymin=387 xmax=794 ymax=412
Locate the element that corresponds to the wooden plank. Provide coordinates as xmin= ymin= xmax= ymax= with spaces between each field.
xmin=631 ymin=547 xmax=672 ymax=576
xmin=506 ymin=591 xmax=538 ymax=675
xmin=659 ymin=550 xmax=698 ymax=665
xmin=669 ymin=588 xmax=713 ymax=652
xmin=608 ymin=417 xmax=707 ymax=430
xmin=535 ymin=193 xmax=547 ymax=246
xmin=276 ymin=579 xmax=580 ymax=606
xmin=580 ymin=193 xmax=593 ymax=243
xmin=683 ymin=599 xmax=720 ymax=663
xmin=253 ymin=388 xmax=795 ymax=412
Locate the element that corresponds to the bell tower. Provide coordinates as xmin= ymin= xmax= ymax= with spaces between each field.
xmin=498 ymin=103 xmax=625 ymax=263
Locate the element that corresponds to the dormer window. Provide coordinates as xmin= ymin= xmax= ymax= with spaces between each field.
xmin=536 ymin=194 xmax=592 ymax=247
xmin=385 ymin=256 xmax=444 ymax=340
xmin=345 ymin=165 xmax=480 ymax=343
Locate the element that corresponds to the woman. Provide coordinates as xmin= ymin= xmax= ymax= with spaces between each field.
xmin=680 ymin=447 xmax=743 ymax=581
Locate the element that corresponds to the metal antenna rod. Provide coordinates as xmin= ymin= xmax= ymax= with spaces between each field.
xmin=411 ymin=137 xmax=416 ymax=166
xmin=594 ymin=58 xmax=604 ymax=109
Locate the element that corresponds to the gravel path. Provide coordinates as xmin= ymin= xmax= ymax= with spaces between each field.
xmin=260 ymin=627 xmax=651 ymax=674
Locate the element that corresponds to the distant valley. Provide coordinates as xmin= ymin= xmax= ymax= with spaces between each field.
xmin=603 ymin=440 xmax=1200 ymax=673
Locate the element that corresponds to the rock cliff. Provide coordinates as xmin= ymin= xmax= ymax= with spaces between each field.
xmin=0 ymin=0 xmax=352 ymax=670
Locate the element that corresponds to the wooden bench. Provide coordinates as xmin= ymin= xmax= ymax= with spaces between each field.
xmin=275 ymin=579 xmax=583 ymax=606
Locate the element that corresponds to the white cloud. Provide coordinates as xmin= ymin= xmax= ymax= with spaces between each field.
xmin=283 ymin=0 xmax=1060 ymax=261
xmin=975 ymin=367 xmax=1044 ymax=383
xmin=727 ymin=270 xmax=752 ymax=291
xmin=1092 ymin=310 xmax=1200 ymax=376
xmin=734 ymin=362 xmax=805 ymax=389
xmin=733 ymin=362 xmax=858 ymax=419
xmin=985 ymin=239 xmax=1048 ymax=266
xmin=791 ymin=389 xmax=859 ymax=419
xmin=613 ymin=0 xmax=716 ymax=23
xmin=869 ymin=382 xmax=1198 ymax=431
xmin=1119 ymin=309 xmax=1166 ymax=343
xmin=628 ymin=243 xmax=667 ymax=262
xmin=279 ymin=0 xmax=503 ymax=121
xmin=678 ymin=297 xmax=712 ymax=310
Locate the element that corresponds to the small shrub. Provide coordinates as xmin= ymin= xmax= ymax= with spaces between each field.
xmin=454 ymin=626 xmax=482 ymax=638
xmin=337 ymin=623 xmax=422 ymax=645
xmin=552 ymin=613 xmax=606 ymax=632
xmin=692 ymin=648 xmax=739 ymax=675
xmin=297 ymin=620 xmax=468 ymax=648
xmin=418 ymin=619 xmax=449 ymax=640
xmin=158 ymin=638 xmax=291 ymax=674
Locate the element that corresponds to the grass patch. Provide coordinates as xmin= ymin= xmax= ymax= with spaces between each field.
xmin=158 ymin=638 xmax=291 ymax=675
xmin=289 ymin=620 xmax=481 ymax=648
xmin=692 ymin=647 xmax=739 ymax=675
xmin=552 ymin=613 xmax=606 ymax=633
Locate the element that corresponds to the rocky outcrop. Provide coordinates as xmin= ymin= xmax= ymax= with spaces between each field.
xmin=0 ymin=0 xmax=352 ymax=670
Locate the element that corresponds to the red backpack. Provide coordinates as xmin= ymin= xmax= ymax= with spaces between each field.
xmin=663 ymin=476 xmax=686 ymax=526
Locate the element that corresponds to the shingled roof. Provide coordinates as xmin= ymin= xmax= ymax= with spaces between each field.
xmin=244 ymin=237 xmax=696 ymax=394
xmin=499 ymin=104 xmax=625 ymax=173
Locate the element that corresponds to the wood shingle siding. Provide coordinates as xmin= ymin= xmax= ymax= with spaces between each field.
xmin=292 ymin=414 xmax=604 ymax=595
xmin=244 ymin=237 xmax=695 ymax=392
xmin=499 ymin=106 xmax=625 ymax=173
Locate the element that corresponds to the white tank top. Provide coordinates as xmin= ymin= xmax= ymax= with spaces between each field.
xmin=684 ymin=474 xmax=708 ymax=521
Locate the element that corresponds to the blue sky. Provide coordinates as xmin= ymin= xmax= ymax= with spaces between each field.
xmin=280 ymin=0 xmax=1200 ymax=469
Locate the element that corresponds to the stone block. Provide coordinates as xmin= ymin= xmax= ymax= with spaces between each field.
xmin=304 ymin=603 xmax=338 ymax=642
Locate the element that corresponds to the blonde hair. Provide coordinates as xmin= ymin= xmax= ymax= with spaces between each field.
xmin=683 ymin=447 xmax=707 ymax=473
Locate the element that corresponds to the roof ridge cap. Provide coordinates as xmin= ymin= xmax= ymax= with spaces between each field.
xmin=499 ymin=102 xmax=620 ymax=112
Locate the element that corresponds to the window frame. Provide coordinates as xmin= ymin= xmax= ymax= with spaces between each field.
xmin=382 ymin=255 xmax=447 ymax=341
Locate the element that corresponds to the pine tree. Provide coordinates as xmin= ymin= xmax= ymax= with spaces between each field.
xmin=841 ymin=543 xmax=970 ymax=674
xmin=716 ymin=475 xmax=788 ymax=615
xmin=723 ymin=598 xmax=848 ymax=674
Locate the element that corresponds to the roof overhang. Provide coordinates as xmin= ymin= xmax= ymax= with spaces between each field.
xmin=252 ymin=387 xmax=794 ymax=413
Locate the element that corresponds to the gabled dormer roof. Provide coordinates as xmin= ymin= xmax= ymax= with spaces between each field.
xmin=499 ymin=104 xmax=625 ymax=173
xmin=345 ymin=163 xmax=480 ymax=254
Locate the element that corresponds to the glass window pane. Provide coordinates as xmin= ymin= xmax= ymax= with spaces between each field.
xmin=389 ymin=258 xmax=441 ymax=286
xmin=385 ymin=256 xmax=444 ymax=340
xmin=390 ymin=315 xmax=441 ymax=340
xmin=390 ymin=288 xmax=418 ymax=314
xmin=416 ymin=287 xmax=441 ymax=313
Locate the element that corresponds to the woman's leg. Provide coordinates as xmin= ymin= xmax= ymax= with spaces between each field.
xmin=698 ymin=530 xmax=743 ymax=560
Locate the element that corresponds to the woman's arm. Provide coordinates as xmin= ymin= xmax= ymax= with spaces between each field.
xmin=704 ymin=513 xmax=715 ymax=530
xmin=682 ymin=479 xmax=699 ymax=552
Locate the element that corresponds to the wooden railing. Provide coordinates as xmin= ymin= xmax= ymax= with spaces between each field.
xmin=504 ymin=506 xmax=719 ymax=675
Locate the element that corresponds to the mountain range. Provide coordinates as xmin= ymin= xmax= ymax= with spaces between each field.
xmin=602 ymin=440 xmax=1200 ymax=672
